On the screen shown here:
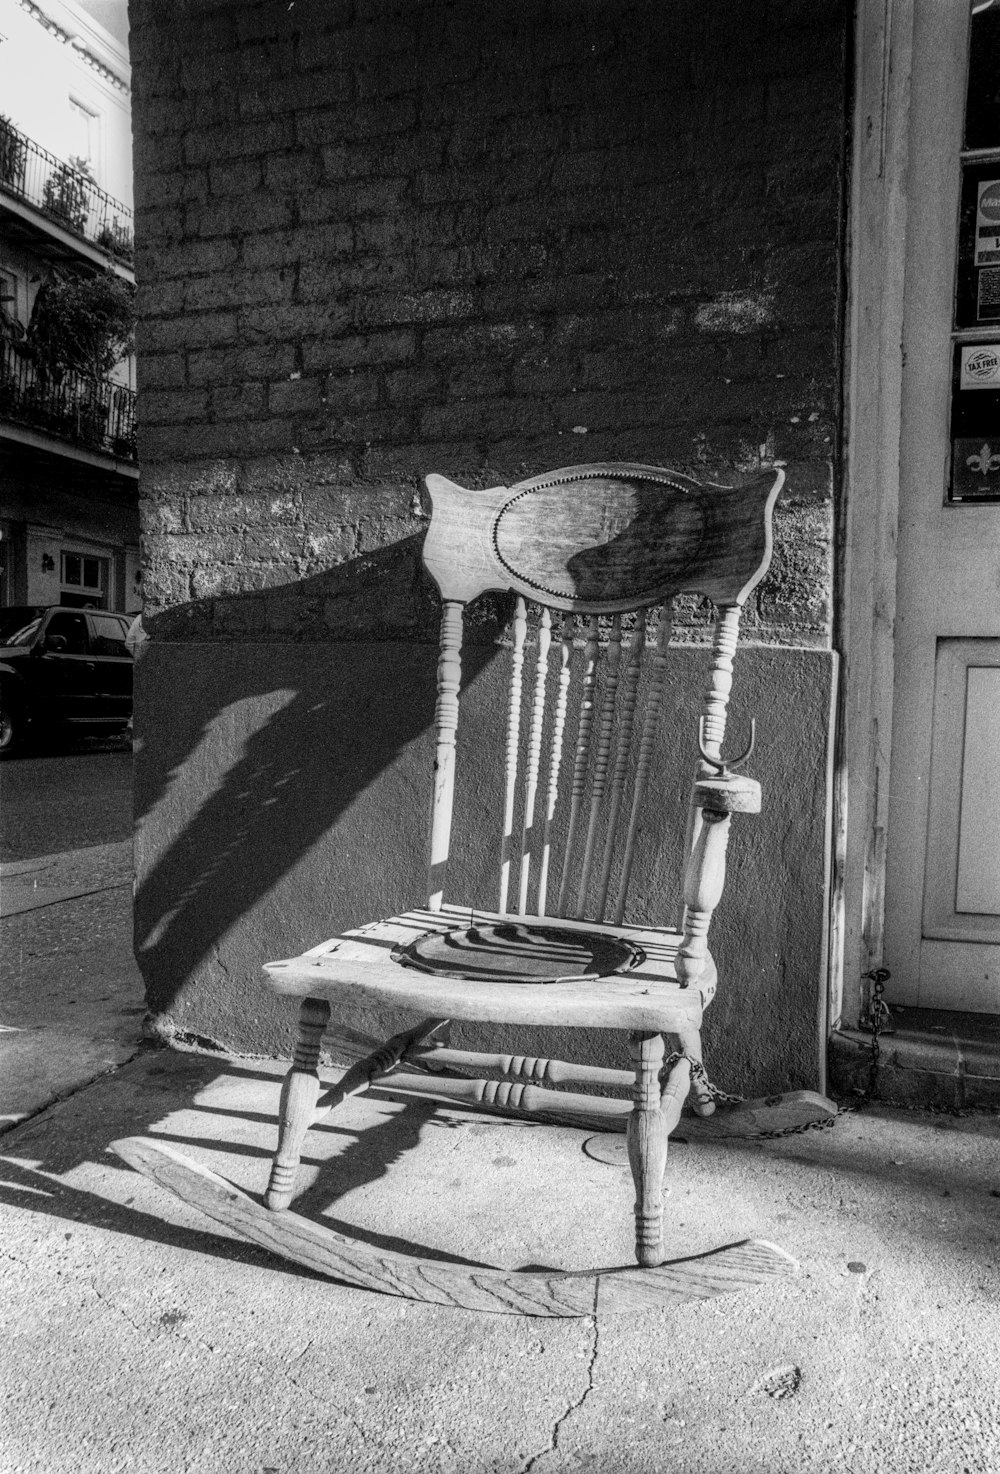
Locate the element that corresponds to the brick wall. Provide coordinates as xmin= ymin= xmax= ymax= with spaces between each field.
xmin=130 ymin=0 xmax=846 ymax=647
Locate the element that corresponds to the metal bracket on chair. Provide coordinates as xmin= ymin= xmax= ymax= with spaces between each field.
xmin=697 ymin=717 xmax=756 ymax=778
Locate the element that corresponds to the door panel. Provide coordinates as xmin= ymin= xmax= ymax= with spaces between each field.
xmin=922 ymin=641 xmax=1000 ymax=953
xmin=916 ymin=940 xmax=999 ymax=1013
xmin=955 ymin=665 xmax=1000 ymax=915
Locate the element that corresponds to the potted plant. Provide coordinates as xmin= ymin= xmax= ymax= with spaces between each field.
xmin=95 ymin=217 xmax=134 ymax=262
xmin=21 ymin=269 xmax=135 ymax=450
xmin=26 ymin=269 xmax=135 ymax=383
xmin=42 ymin=155 xmax=93 ymax=233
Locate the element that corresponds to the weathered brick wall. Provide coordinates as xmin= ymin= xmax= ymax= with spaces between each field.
xmin=130 ymin=0 xmax=846 ymax=646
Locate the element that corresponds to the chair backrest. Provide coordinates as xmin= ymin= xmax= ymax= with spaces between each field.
xmin=421 ymin=462 xmax=783 ymax=920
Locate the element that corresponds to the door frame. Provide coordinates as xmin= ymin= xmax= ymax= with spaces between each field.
xmin=836 ymin=0 xmax=917 ymax=1031
xmin=838 ymin=0 xmax=986 ymax=1029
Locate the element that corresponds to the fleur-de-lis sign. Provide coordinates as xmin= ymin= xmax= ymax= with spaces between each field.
xmin=966 ymin=443 xmax=1000 ymax=475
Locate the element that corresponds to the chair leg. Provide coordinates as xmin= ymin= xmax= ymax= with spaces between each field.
xmin=627 ymin=1031 xmax=668 ymax=1267
xmin=266 ymin=996 xmax=331 ymax=1211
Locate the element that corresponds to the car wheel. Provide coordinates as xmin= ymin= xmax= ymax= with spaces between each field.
xmin=0 ymin=691 xmax=26 ymax=756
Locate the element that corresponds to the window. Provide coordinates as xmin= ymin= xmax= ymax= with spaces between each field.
xmin=46 ymin=611 xmax=88 ymax=655
xmin=950 ymin=1 xmax=1000 ymax=500
xmin=90 ymin=613 xmax=129 ymax=657
xmin=60 ymin=550 xmax=108 ymax=609
xmin=67 ymin=99 xmax=99 ymax=170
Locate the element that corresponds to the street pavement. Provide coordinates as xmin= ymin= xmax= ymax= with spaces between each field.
xmin=0 ymin=742 xmax=133 ymax=863
xmin=1 ymin=747 xmax=142 ymax=1129
xmin=2 ymin=752 xmax=1000 ymax=1473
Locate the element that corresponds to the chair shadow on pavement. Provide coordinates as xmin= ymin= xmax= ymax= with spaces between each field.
xmin=0 ymin=1050 xmax=500 ymax=1276
xmin=5 ymin=1045 xmax=1000 ymax=1290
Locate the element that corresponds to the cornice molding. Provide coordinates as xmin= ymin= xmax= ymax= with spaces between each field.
xmin=16 ymin=0 xmax=129 ymax=93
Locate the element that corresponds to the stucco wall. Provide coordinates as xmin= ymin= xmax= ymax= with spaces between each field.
xmin=136 ymin=637 xmax=835 ymax=1094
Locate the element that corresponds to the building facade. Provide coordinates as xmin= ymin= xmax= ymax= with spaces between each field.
xmin=124 ymin=0 xmax=999 ymax=1101
xmin=0 ymin=0 xmax=139 ymax=616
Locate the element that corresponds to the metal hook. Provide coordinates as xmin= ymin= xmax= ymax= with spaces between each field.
xmin=697 ymin=716 xmax=756 ymax=777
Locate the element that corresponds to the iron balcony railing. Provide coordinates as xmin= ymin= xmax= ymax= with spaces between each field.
xmin=0 ymin=118 xmax=133 ymax=262
xmin=0 ymin=341 xmax=137 ymax=462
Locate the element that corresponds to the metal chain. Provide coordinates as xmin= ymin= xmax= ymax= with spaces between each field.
xmin=862 ymin=968 xmax=892 ymax=1096
xmin=661 ymin=1031 xmax=869 ymax=1140
xmin=662 ymin=1052 xmax=746 ymax=1106
xmin=756 ymin=969 xmax=893 ymax=1134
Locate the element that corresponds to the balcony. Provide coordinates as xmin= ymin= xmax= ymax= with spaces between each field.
xmin=0 ymin=120 xmax=133 ymax=276
xmin=1 ymin=340 xmax=137 ymax=466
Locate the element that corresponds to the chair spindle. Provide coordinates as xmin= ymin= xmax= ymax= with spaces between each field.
xmin=701 ymin=604 xmax=742 ymax=761
xmin=537 ymin=614 xmax=574 ymax=918
xmin=556 ymin=614 xmax=600 ymax=916
xmin=687 ymin=602 xmax=743 ymax=864
xmin=594 ymin=620 xmax=645 ymax=920
xmin=498 ymin=596 xmax=528 ymax=914
xmin=613 ymin=605 xmax=673 ymax=924
xmin=428 ymin=598 xmax=465 ymax=912
xmin=517 ymin=607 xmax=553 ymax=916
xmin=575 ymin=615 xmax=623 ymax=919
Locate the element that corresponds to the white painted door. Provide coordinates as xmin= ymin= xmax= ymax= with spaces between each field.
xmin=884 ymin=1 xmax=1000 ymax=1012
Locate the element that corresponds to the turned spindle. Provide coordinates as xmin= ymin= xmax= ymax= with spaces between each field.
xmin=614 ymin=606 xmax=672 ymax=924
xmin=518 ymin=607 xmax=553 ymax=915
xmin=557 ymin=614 xmax=600 ymax=916
xmin=576 ymin=615 xmax=623 ymax=918
xmin=429 ymin=598 xmax=465 ymax=912
xmin=537 ymin=614 xmax=574 ymax=917
xmin=498 ymin=597 xmax=528 ymax=913
xmin=595 ymin=620 xmax=644 ymax=920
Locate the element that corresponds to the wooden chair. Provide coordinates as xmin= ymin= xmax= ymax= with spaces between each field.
xmin=115 ymin=462 xmax=837 ymax=1317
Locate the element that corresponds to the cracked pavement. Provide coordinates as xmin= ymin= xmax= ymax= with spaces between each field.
xmin=2 ymin=758 xmax=1000 ymax=1471
xmin=2 ymin=1045 xmax=1000 ymax=1473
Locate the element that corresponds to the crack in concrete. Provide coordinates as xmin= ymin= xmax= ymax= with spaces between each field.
xmin=282 ymin=1335 xmax=380 ymax=1446
xmin=0 ymin=1046 xmax=143 ymax=1139
xmin=282 ymin=1364 xmax=379 ymax=1447
xmin=89 ymin=1279 xmax=219 ymax=1356
xmin=87 ymin=1278 xmax=149 ymax=1337
xmin=522 ymin=1315 xmax=599 ymax=1473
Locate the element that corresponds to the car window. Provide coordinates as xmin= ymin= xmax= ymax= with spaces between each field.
xmin=3 ymin=617 xmax=41 ymax=646
xmin=46 ymin=612 xmax=89 ymax=655
xmin=90 ymin=613 xmax=131 ymax=658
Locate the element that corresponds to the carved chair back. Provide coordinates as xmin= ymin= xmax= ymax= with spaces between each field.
xmin=421 ymin=462 xmax=782 ymax=928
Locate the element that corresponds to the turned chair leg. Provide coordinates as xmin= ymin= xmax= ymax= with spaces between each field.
xmin=627 ymin=1031 xmax=668 ymax=1267
xmin=266 ymin=996 xmax=331 ymax=1211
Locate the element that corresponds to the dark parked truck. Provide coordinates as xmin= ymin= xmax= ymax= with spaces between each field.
xmin=0 ymin=606 xmax=133 ymax=754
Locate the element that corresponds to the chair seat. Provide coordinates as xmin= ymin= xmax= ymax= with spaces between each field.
xmin=263 ymin=904 xmax=704 ymax=1032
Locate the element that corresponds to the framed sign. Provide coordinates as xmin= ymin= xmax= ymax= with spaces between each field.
xmin=950 ymin=344 xmax=1000 ymax=501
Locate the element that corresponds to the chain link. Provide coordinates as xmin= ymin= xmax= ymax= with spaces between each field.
xmin=862 ymin=968 xmax=892 ymax=1095
xmin=661 ymin=1037 xmax=867 ymax=1140
xmin=661 ymin=969 xmax=895 ymax=1140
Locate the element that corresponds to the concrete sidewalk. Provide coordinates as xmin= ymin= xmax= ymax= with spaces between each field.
xmin=2 ymin=840 xmax=999 ymax=1472
xmin=2 ymin=1040 xmax=999 ymax=1474
xmin=0 ymin=840 xmax=143 ymax=1128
